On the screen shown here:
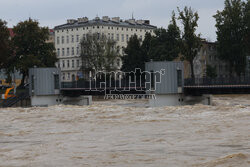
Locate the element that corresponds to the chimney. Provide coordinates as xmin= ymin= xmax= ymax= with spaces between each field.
xmin=125 ymin=19 xmax=136 ymax=25
xmin=77 ymin=17 xmax=88 ymax=23
xmin=102 ymin=16 xmax=110 ymax=22
xmin=67 ymin=19 xmax=77 ymax=24
xmin=144 ymin=20 xmax=150 ymax=25
xmin=112 ymin=17 xmax=120 ymax=23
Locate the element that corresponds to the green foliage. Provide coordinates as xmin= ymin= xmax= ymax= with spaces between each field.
xmin=206 ymin=65 xmax=217 ymax=78
xmin=148 ymin=12 xmax=181 ymax=61
xmin=178 ymin=6 xmax=201 ymax=79
xmin=122 ymin=12 xmax=181 ymax=72
xmin=214 ymin=0 xmax=249 ymax=76
xmin=244 ymin=0 xmax=250 ymax=55
xmin=0 ymin=19 xmax=13 ymax=70
xmin=121 ymin=35 xmax=144 ymax=72
xmin=13 ymin=18 xmax=57 ymax=86
xmin=80 ymin=33 xmax=120 ymax=73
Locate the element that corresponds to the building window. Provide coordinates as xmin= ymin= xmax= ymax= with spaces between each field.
xmin=57 ymin=48 xmax=60 ymax=56
xmin=62 ymin=36 xmax=64 ymax=44
xmin=116 ymin=34 xmax=119 ymax=41
xmin=62 ymin=48 xmax=65 ymax=56
xmin=97 ymin=33 xmax=100 ymax=40
xmin=126 ymin=34 xmax=129 ymax=41
xmin=121 ymin=34 xmax=124 ymax=42
xmin=62 ymin=73 xmax=65 ymax=80
xmin=77 ymin=47 xmax=79 ymax=55
xmin=57 ymin=37 xmax=60 ymax=44
xmin=72 ymin=60 xmax=75 ymax=68
xmin=54 ymin=74 xmax=59 ymax=89
xmin=83 ymin=34 xmax=86 ymax=40
xmin=111 ymin=33 xmax=114 ymax=40
xmin=31 ymin=75 xmax=34 ymax=90
xmin=117 ymin=59 xmax=120 ymax=67
xmin=71 ymin=35 xmax=74 ymax=43
xmin=62 ymin=60 xmax=65 ymax=68
xmin=67 ymin=73 xmax=70 ymax=80
xmin=108 ymin=33 xmax=111 ymax=39
xmin=177 ymin=70 xmax=182 ymax=87
xmin=67 ymin=48 xmax=70 ymax=56
xmin=77 ymin=60 xmax=80 ymax=67
xmin=76 ymin=35 xmax=79 ymax=42
xmin=67 ymin=60 xmax=70 ymax=68
xmin=66 ymin=35 xmax=69 ymax=43
xmin=139 ymin=35 xmax=142 ymax=41
xmin=151 ymin=71 xmax=155 ymax=89
xmin=57 ymin=61 xmax=60 ymax=68
xmin=72 ymin=47 xmax=74 ymax=55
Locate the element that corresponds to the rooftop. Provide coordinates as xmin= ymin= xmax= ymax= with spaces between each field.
xmin=54 ymin=16 xmax=157 ymax=30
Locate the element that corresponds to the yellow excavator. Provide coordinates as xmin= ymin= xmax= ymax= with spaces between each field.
xmin=1 ymin=86 xmax=16 ymax=100
xmin=4 ymin=87 xmax=16 ymax=99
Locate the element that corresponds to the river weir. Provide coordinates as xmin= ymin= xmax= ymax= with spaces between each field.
xmin=0 ymin=95 xmax=249 ymax=166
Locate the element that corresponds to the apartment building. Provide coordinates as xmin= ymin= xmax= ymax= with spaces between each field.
xmin=183 ymin=40 xmax=231 ymax=79
xmin=54 ymin=16 xmax=156 ymax=82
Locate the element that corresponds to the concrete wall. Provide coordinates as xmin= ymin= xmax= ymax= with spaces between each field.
xmin=149 ymin=94 xmax=185 ymax=107
xmin=31 ymin=95 xmax=63 ymax=107
xmin=149 ymin=94 xmax=213 ymax=107
xmin=62 ymin=96 xmax=92 ymax=106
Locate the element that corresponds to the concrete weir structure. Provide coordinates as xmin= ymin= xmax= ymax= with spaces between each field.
xmin=29 ymin=68 xmax=92 ymax=107
xmin=145 ymin=61 xmax=212 ymax=107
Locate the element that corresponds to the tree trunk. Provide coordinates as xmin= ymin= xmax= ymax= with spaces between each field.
xmin=20 ymin=71 xmax=26 ymax=88
xmin=190 ymin=60 xmax=195 ymax=80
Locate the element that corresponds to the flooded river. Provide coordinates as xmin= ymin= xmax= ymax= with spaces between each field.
xmin=0 ymin=95 xmax=249 ymax=166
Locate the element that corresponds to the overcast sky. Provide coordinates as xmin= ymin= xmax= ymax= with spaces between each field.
xmin=0 ymin=0 xmax=226 ymax=41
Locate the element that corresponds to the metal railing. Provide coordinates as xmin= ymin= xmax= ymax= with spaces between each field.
xmin=184 ymin=76 xmax=250 ymax=86
xmin=61 ymin=79 xmax=146 ymax=90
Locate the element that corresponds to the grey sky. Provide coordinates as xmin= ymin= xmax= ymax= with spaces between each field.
xmin=0 ymin=0 xmax=226 ymax=41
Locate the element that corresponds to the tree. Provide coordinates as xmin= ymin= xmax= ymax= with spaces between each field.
xmin=214 ymin=0 xmax=248 ymax=76
xmin=13 ymin=18 xmax=57 ymax=86
xmin=178 ymin=6 xmax=201 ymax=79
xmin=0 ymin=19 xmax=12 ymax=70
xmin=244 ymin=0 xmax=250 ymax=55
xmin=121 ymin=35 xmax=145 ymax=72
xmin=80 ymin=33 xmax=120 ymax=76
xmin=206 ymin=65 xmax=217 ymax=78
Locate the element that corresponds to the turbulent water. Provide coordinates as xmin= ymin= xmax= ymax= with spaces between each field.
xmin=0 ymin=95 xmax=250 ymax=167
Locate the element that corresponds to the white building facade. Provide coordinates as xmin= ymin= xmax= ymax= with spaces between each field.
xmin=54 ymin=16 xmax=156 ymax=82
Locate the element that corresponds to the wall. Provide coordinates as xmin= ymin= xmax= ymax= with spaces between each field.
xmin=29 ymin=68 xmax=61 ymax=96
xmin=145 ymin=61 xmax=184 ymax=94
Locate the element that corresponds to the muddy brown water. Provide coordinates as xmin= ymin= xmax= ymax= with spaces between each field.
xmin=0 ymin=95 xmax=249 ymax=167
